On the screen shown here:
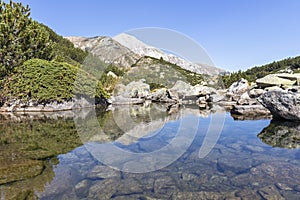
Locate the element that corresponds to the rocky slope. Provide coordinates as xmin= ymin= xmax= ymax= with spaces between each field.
xmin=113 ymin=33 xmax=225 ymax=76
xmin=65 ymin=36 xmax=139 ymax=68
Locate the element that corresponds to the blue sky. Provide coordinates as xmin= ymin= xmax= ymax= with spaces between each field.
xmin=18 ymin=0 xmax=300 ymax=71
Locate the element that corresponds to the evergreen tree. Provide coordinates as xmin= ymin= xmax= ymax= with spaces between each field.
xmin=0 ymin=0 xmax=53 ymax=76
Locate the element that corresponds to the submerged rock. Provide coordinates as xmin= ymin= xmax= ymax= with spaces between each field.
xmin=258 ymin=91 xmax=300 ymax=121
xmin=0 ymin=159 xmax=44 ymax=184
xmin=257 ymin=185 xmax=285 ymax=200
xmin=75 ymin=179 xmax=91 ymax=199
xmin=87 ymin=165 xmax=121 ymax=179
xmin=173 ymin=191 xmax=238 ymax=200
xmin=88 ymin=178 xmax=143 ymax=199
xmin=232 ymin=162 xmax=300 ymax=190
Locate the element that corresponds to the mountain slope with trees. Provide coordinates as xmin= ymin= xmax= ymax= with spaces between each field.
xmin=222 ymin=56 xmax=300 ymax=88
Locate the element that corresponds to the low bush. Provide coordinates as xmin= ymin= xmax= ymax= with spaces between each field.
xmin=3 ymin=58 xmax=109 ymax=103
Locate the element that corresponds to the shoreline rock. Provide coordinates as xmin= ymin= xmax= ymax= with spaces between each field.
xmin=149 ymin=88 xmax=179 ymax=104
xmin=0 ymin=97 xmax=107 ymax=113
xmin=109 ymin=96 xmax=145 ymax=105
xmin=256 ymin=73 xmax=300 ymax=88
xmin=258 ymin=91 xmax=300 ymax=121
xmin=114 ymin=79 xmax=150 ymax=99
xmin=230 ymin=105 xmax=271 ymax=116
xmin=2 ymin=75 xmax=299 ymax=118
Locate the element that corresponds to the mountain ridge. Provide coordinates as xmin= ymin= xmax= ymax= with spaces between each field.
xmin=65 ymin=36 xmax=139 ymax=68
xmin=113 ymin=33 xmax=225 ymax=76
xmin=66 ymin=34 xmax=225 ymax=76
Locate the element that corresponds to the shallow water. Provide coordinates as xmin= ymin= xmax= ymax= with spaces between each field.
xmin=0 ymin=104 xmax=300 ymax=199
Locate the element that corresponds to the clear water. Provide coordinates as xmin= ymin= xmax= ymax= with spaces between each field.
xmin=0 ymin=104 xmax=300 ymax=200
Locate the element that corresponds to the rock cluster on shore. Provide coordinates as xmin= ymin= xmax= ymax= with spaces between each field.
xmin=1 ymin=72 xmax=300 ymax=122
xmin=0 ymin=97 xmax=102 ymax=113
xmin=230 ymin=73 xmax=300 ymax=121
xmin=109 ymin=78 xmax=268 ymax=119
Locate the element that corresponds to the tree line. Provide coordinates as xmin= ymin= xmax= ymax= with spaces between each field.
xmin=221 ymin=56 xmax=300 ymax=88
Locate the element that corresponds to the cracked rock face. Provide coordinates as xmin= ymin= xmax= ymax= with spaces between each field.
xmin=258 ymin=91 xmax=300 ymax=121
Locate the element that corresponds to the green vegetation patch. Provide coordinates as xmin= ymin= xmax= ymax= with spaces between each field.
xmin=3 ymin=58 xmax=109 ymax=103
xmin=123 ymin=56 xmax=204 ymax=88
xmin=41 ymin=24 xmax=88 ymax=65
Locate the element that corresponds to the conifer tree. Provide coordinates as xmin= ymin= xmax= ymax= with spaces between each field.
xmin=0 ymin=0 xmax=53 ymax=76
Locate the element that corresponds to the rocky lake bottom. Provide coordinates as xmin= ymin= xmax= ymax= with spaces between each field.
xmin=0 ymin=104 xmax=300 ymax=200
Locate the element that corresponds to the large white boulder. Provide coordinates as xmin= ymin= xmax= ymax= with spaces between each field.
xmin=227 ymin=78 xmax=249 ymax=95
xmin=256 ymin=74 xmax=298 ymax=88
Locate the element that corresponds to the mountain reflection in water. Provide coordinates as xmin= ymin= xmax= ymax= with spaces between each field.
xmin=0 ymin=103 xmax=300 ymax=199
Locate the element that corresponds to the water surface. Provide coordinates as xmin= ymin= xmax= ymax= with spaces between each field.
xmin=0 ymin=104 xmax=300 ymax=199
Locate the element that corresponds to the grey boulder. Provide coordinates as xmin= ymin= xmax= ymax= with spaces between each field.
xmin=258 ymin=91 xmax=300 ymax=121
xmin=114 ymin=80 xmax=150 ymax=99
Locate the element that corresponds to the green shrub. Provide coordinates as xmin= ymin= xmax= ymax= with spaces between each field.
xmin=123 ymin=56 xmax=204 ymax=87
xmin=149 ymin=83 xmax=166 ymax=90
xmin=4 ymin=59 xmax=109 ymax=103
xmin=99 ymin=74 xmax=119 ymax=93
xmin=143 ymin=56 xmax=204 ymax=86
xmin=104 ymin=65 xmax=126 ymax=77
xmin=221 ymin=70 xmax=251 ymax=88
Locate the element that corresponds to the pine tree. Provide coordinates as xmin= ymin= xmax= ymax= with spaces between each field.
xmin=0 ymin=0 xmax=53 ymax=77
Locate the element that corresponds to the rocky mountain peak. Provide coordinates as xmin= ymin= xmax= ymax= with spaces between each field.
xmin=66 ymin=34 xmax=225 ymax=76
xmin=65 ymin=36 xmax=139 ymax=68
xmin=113 ymin=33 xmax=224 ymax=76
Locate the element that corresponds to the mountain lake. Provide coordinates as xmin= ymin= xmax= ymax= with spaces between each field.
xmin=0 ymin=103 xmax=300 ymax=200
